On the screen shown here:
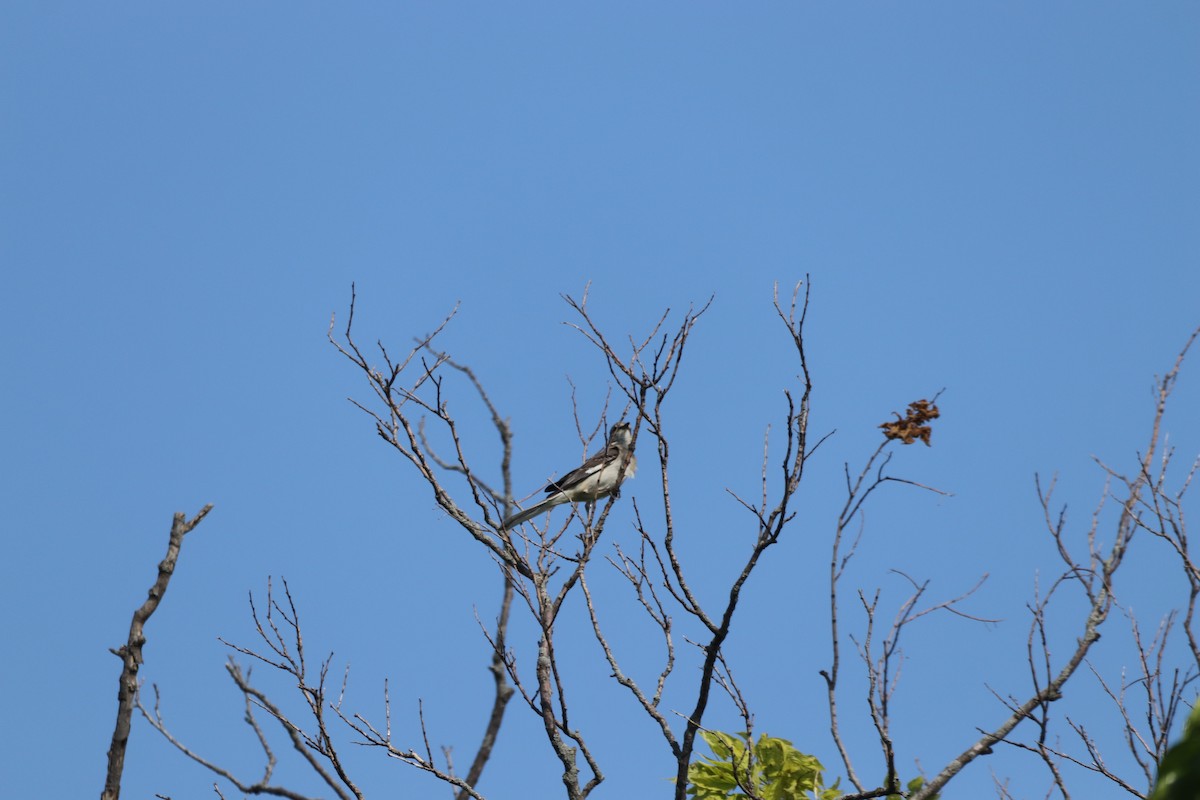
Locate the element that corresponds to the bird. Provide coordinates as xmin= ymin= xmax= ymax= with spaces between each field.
xmin=501 ymin=421 xmax=637 ymax=529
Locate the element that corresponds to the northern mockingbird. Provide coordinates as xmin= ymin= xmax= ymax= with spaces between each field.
xmin=501 ymin=421 xmax=637 ymax=529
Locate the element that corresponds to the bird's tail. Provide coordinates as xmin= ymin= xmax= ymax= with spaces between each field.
xmin=501 ymin=496 xmax=563 ymax=529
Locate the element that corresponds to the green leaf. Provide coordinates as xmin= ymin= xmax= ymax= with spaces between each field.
xmin=685 ymin=729 xmax=835 ymax=800
xmin=1151 ymin=703 xmax=1200 ymax=800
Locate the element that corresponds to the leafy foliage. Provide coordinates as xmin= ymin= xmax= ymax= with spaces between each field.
xmin=685 ymin=730 xmax=839 ymax=800
xmin=1150 ymin=703 xmax=1200 ymax=800
xmin=890 ymin=776 xmax=937 ymax=800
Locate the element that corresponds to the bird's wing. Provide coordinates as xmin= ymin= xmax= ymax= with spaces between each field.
xmin=544 ymin=443 xmax=618 ymax=493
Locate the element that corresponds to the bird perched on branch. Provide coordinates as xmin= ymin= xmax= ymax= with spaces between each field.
xmin=502 ymin=421 xmax=637 ymax=529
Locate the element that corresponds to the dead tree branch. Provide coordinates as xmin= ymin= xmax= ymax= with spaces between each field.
xmin=334 ymin=285 xmax=696 ymax=799
xmin=102 ymin=504 xmax=213 ymax=800
xmin=597 ymin=279 xmax=810 ymax=800
xmin=819 ymin=390 xmax=958 ymax=796
xmin=139 ymin=577 xmax=362 ymax=800
xmin=913 ymin=324 xmax=1200 ymax=799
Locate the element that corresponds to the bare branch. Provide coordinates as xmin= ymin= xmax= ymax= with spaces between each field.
xmin=102 ymin=504 xmax=213 ymax=800
xmin=913 ymin=325 xmax=1200 ymax=799
xmin=667 ymin=280 xmax=814 ymax=800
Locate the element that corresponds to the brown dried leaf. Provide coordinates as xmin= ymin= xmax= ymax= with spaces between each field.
xmin=880 ymin=399 xmax=941 ymax=446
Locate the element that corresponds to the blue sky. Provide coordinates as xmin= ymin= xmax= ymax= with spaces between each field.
xmin=2 ymin=4 xmax=1198 ymax=798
